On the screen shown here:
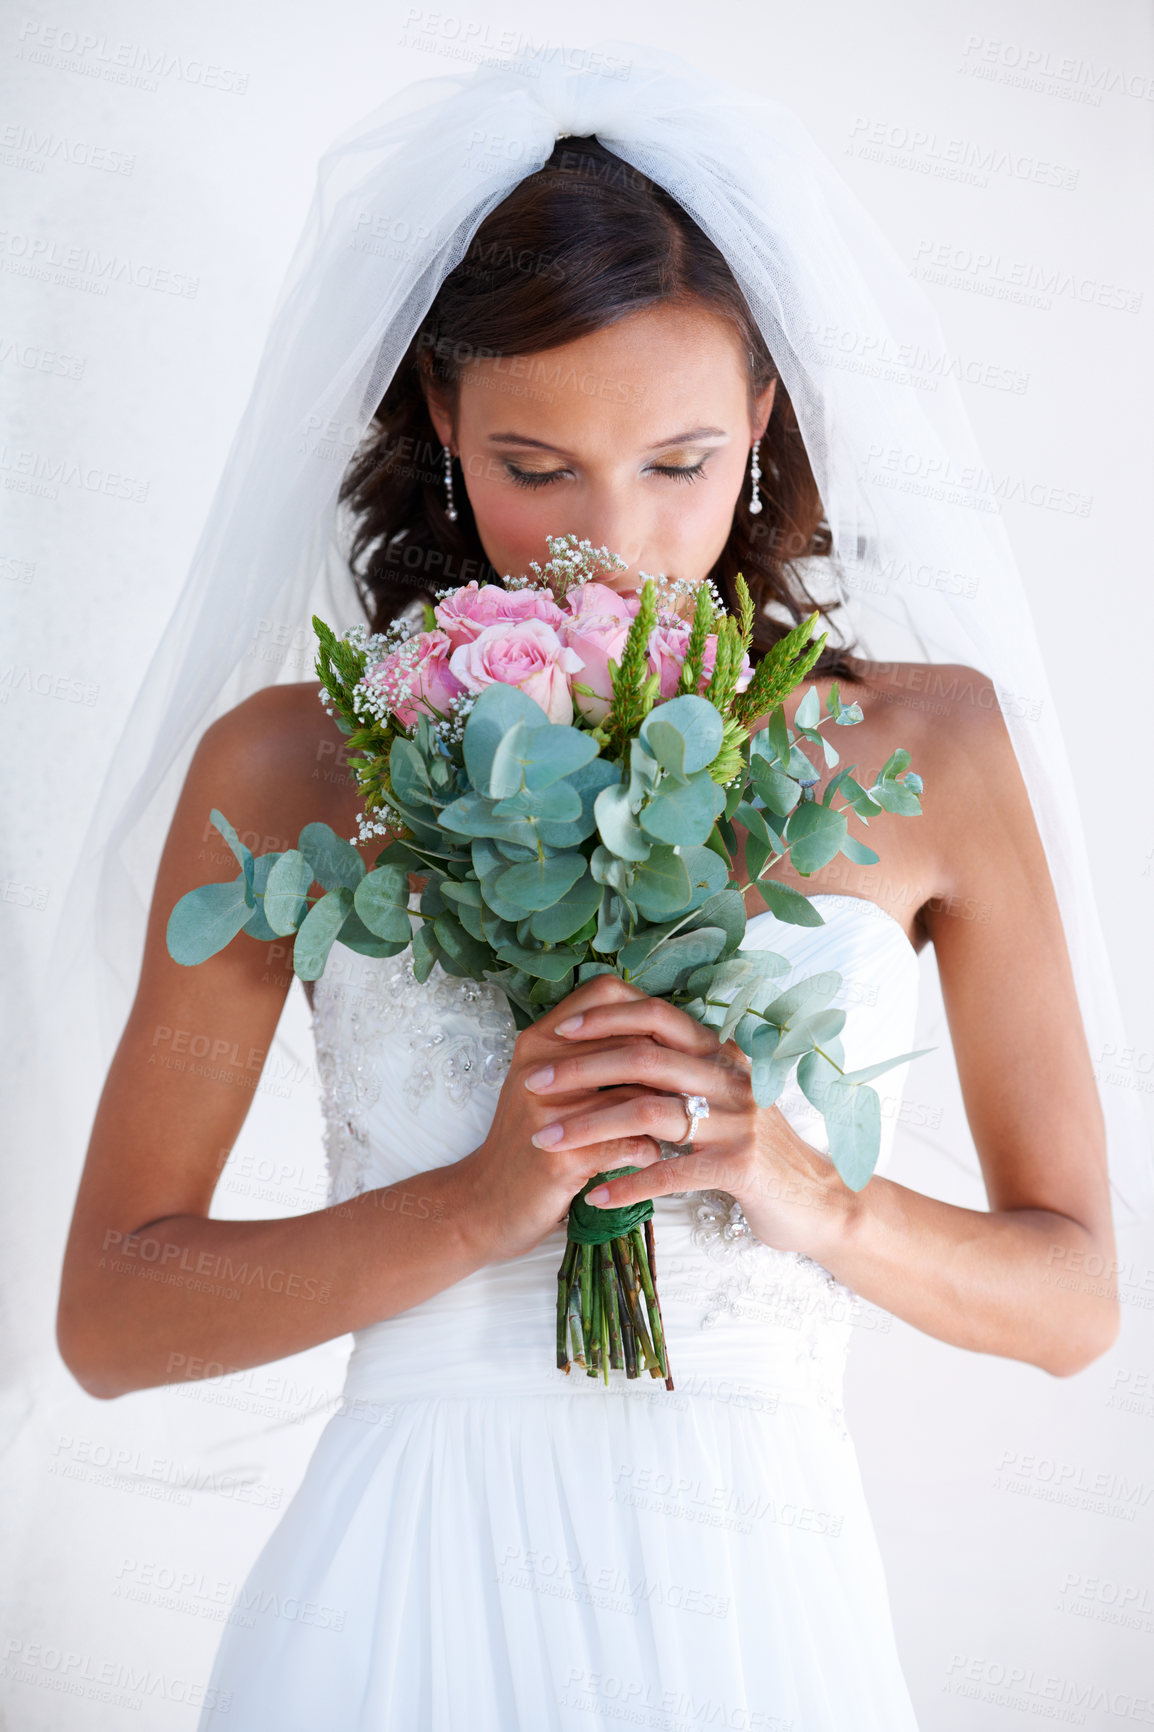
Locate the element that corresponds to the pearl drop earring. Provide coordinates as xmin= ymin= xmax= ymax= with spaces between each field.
xmin=748 ymin=439 xmax=763 ymax=515
xmin=442 ymin=443 xmax=458 ymax=522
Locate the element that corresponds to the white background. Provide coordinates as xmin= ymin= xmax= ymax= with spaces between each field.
xmin=2 ymin=1 xmax=1153 ymax=1726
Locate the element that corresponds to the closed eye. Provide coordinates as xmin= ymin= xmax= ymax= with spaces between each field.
xmin=503 ymin=458 xmax=710 ymax=489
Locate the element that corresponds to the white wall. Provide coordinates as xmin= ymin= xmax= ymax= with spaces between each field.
xmin=2 ymin=1 xmax=1152 ymax=1726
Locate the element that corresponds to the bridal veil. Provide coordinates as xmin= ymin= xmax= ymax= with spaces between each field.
xmin=49 ymin=38 xmax=1154 ymax=1227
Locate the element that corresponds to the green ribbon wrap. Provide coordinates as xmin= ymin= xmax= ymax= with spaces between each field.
xmin=566 ymin=1166 xmax=654 ymax=1246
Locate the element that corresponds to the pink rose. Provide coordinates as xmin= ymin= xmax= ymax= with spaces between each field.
xmin=558 ymin=614 xmax=634 ymax=725
xmin=646 ymin=624 xmax=756 ymax=703
xmin=449 ymin=618 xmax=586 ymax=725
xmin=699 ymin=635 xmax=755 ymax=695
xmin=562 ymin=580 xmax=641 ymax=627
xmin=646 ymin=621 xmax=693 ymax=702
xmin=434 ymin=582 xmax=567 ymax=652
xmin=363 ymin=629 xmax=467 ymax=729
xmin=555 ymin=583 xmax=647 ymax=724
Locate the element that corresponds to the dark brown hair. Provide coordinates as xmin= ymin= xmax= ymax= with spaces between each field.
xmin=339 ymin=136 xmax=862 ymax=682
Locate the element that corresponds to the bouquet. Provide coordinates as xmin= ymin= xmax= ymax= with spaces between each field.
xmin=168 ymin=535 xmax=929 ymax=1390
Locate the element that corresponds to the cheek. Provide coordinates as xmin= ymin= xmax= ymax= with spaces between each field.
xmin=656 ymin=456 xmax=746 ymax=551
xmin=462 ymin=459 xmax=554 ymax=570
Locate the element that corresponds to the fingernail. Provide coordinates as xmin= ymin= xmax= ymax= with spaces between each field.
xmin=532 ymin=1123 xmax=564 ymax=1148
xmin=585 ymin=1185 xmax=611 ymax=1205
xmin=555 ymin=1014 xmax=583 ymax=1035
xmin=524 ymin=1065 xmax=554 ymax=1091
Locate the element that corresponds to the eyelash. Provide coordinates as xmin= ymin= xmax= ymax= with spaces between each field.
xmin=504 ymin=459 xmax=709 ymax=489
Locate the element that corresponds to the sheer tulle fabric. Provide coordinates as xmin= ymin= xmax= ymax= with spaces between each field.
xmin=53 ymin=40 xmax=1152 ymax=1224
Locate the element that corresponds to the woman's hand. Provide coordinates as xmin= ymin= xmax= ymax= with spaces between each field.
xmin=452 ymin=972 xmax=673 ymax=1263
xmin=526 ymin=976 xmax=856 ymax=1264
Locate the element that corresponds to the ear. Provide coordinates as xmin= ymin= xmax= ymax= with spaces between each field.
xmin=418 ymin=361 xmax=455 ymax=448
xmin=751 ymin=377 xmax=777 ymax=443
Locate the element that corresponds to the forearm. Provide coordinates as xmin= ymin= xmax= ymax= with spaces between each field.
xmin=59 ymin=1163 xmax=486 ymax=1399
xmin=802 ymin=1164 xmax=1120 ymax=1377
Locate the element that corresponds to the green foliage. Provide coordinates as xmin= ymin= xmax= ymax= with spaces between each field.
xmin=166 ymin=582 xmax=930 ymax=1193
xmin=600 ymin=577 xmax=661 ymax=758
xmin=732 ymin=608 xmax=829 ymax=730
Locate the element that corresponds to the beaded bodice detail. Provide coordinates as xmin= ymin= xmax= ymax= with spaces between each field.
xmin=310 ymin=892 xmax=921 ymax=1423
xmin=311 ymin=942 xmax=519 ymax=1207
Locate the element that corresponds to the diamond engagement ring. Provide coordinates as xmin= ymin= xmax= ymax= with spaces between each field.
xmin=680 ymin=1093 xmax=710 ymax=1146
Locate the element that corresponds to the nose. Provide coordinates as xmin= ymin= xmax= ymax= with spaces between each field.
xmin=565 ymin=505 xmax=646 ymax=587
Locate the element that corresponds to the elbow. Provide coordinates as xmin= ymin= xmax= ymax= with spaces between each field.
xmin=1043 ymin=1302 xmax=1121 ymax=1379
xmin=56 ymin=1297 xmax=133 ymax=1401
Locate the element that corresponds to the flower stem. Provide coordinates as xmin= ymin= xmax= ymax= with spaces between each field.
xmin=631 ymin=1225 xmax=674 ymax=1389
xmin=556 ymin=1239 xmax=578 ymax=1370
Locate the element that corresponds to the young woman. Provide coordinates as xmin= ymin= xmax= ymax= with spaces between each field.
xmin=54 ymin=48 xmax=1131 ymax=1732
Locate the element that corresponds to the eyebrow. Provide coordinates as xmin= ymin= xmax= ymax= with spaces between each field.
xmin=487 ymin=425 xmax=729 ymax=454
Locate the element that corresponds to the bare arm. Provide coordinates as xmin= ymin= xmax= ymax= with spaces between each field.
xmin=783 ymin=671 xmax=1121 ymax=1374
xmin=576 ymin=668 xmax=1121 ymax=1376
xmin=56 ymin=688 xmax=489 ymax=1399
xmin=57 ymin=685 xmax=661 ymax=1399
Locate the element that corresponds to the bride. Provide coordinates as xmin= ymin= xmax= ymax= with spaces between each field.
xmin=53 ymin=43 xmax=1136 ymax=1732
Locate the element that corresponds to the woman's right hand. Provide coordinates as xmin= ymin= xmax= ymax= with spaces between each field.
xmin=451 ymin=973 xmax=674 ymax=1264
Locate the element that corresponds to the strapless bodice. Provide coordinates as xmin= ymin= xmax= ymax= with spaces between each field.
xmin=310 ymin=892 xmax=921 ymax=1423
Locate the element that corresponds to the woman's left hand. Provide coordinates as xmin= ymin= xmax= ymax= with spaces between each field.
xmin=526 ymin=977 xmax=854 ymax=1262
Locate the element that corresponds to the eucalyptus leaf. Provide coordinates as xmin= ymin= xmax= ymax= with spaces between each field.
xmin=242 ymin=851 xmax=284 ymax=941
xmin=629 ymin=847 xmax=691 ymax=920
xmin=487 ymin=718 xmax=532 ymax=800
xmin=626 ymin=927 xmax=728 ymax=994
xmin=354 ymin=865 xmax=412 ymax=942
xmin=640 ymin=716 xmax=688 ymax=785
xmin=494 ymin=851 xmax=587 ymax=912
xmin=492 ymin=781 xmax=582 ymax=823
xmin=750 ymin=879 xmax=827 ymax=927
xmin=594 ymin=781 xmax=651 ymax=861
xmin=639 ymin=694 xmax=723 ymax=774
xmin=293 ymin=886 xmax=354 ymax=980
xmin=520 ymin=723 xmax=600 ymax=791
xmin=749 ymin=1022 xmax=797 ymax=1106
xmin=749 ymin=759 xmax=799 ymax=818
xmin=839 ymin=834 xmax=880 ymax=865
xmin=298 ymin=821 xmax=366 ymax=891
xmin=411 ymin=918 xmax=440 ymax=983
xmin=639 ymin=768 xmax=724 ymax=845
xmin=264 ymin=849 xmax=315 ymax=936
xmin=336 ymin=908 xmax=410 ymax=958
xmin=434 ymin=911 xmax=496 ymax=975
xmin=869 ymin=778 xmax=922 ymax=817
xmin=822 ymin=1080 xmax=882 ymax=1191
xmin=783 ymin=801 xmax=847 ymax=874
xmin=167 ymin=877 xmax=254 ymax=966
xmin=209 ymin=809 xmax=254 ymax=906
xmin=527 ymin=871 xmax=603 ymax=942
xmin=593 ymin=890 xmax=629 ymax=954
xmin=839 ymin=1045 xmax=936 ymax=1085
xmin=493 ymin=939 xmax=582 ymax=981
xmin=793 ymin=685 xmax=820 ymax=730
xmin=461 ymin=682 xmax=551 ymax=796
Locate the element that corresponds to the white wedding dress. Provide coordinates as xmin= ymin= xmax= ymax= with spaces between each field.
xmin=197 ymin=891 xmax=923 ymax=1730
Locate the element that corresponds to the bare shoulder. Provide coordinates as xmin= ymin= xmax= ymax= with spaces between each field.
xmin=836 ymin=654 xmax=1012 ymax=802
xmin=199 ymin=679 xmax=365 ymax=854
